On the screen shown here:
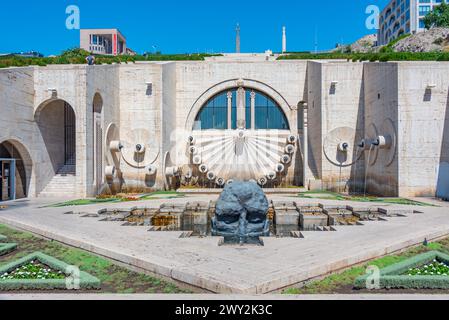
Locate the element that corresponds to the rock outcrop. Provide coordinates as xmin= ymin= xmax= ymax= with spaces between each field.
xmin=350 ymin=34 xmax=378 ymax=53
xmin=393 ymin=28 xmax=449 ymax=52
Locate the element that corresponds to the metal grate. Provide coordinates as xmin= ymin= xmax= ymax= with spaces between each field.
xmin=64 ymin=102 xmax=76 ymax=166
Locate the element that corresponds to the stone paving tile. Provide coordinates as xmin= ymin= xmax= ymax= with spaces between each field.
xmin=2 ymin=294 xmax=449 ymax=300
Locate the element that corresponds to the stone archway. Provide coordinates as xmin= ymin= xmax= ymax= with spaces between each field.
xmin=35 ymin=99 xmax=76 ymax=197
xmin=93 ymin=93 xmax=104 ymax=194
xmin=35 ymin=99 xmax=76 ymax=174
xmin=0 ymin=139 xmax=33 ymax=200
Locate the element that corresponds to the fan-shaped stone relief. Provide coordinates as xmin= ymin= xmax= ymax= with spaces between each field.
xmin=185 ymin=130 xmax=297 ymax=186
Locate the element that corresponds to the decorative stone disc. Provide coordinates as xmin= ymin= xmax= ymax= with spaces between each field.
xmin=323 ymin=127 xmax=362 ymax=167
xmin=121 ymin=128 xmax=160 ymax=168
xmin=381 ymin=118 xmax=397 ymax=167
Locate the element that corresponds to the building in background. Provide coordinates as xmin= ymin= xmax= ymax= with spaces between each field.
xmin=80 ymin=29 xmax=127 ymax=56
xmin=0 ymin=51 xmax=44 ymax=58
xmin=378 ymin=0 xmax=446 ymax=45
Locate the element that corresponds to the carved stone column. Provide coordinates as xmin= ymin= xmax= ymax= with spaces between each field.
xmin=236 ymin=87 xmax=246 ymax=129
xmin=227 ymin=91 xmax=233 ymax=130
xmin=250 ymin=91 xmax=256 ymax=130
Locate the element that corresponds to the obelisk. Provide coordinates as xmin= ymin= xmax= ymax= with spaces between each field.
xmin=236 ymin=23 xmax=241 ymax=53
xmin=282 ymin=26 xmax=287 ymax=53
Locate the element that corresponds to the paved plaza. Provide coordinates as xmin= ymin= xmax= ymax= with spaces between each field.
xmin=0 ymin=195 xmax=449 ymax=293
xmin=2 ymin=294 xmax=449 ymax=300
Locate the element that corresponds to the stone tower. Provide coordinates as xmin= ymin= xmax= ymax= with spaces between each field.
xmin=282 ymin=26 xmax=287 ymax=53
xmin=236 ymin=23 xmax=241 ymax=53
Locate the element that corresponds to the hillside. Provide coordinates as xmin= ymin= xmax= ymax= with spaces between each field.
xmin=393 ymin=28 xmax=449 ymax=52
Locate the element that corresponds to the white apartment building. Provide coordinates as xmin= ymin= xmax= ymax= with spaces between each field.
xmin=378 ymin=0 xmax=446 ymax=45
xmin=80 ymin=29 xmax=127 ymax=56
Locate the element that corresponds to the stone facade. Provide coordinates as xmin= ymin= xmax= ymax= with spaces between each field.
xmin=0 ymin=58 xmax=448 ymax=199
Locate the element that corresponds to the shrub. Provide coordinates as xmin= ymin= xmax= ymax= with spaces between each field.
xmin=0 ymin=243 xmax=17 ymax=256
xmin=0 ymin=49 xmax=223 ymax=69
xmin=278 ymin=51 xmax=449 ymax=62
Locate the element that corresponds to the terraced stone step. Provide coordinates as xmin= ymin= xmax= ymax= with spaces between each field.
xmin=38 ymin=174 xmax=76 ymax=198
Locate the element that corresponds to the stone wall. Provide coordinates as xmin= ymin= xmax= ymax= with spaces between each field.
xmin=1 ymin=60 xmax=449 ymax=198
xmin=34 ymin=65 xmax=88 ymax=197
xmin=85 ymin=64 xmax=121 ymax=196
xmin=306 ymin=61 xmax=323 ymax=187
xmin=161 ymin=62 xmax=178 ymax=189
xmin=363 ymin=62 xmax=399 ymax=196
xmin=319 ymin=61 xmax=365 ymax=193
xmin=397 ymin=62 xmax=449 ymax=197
xmin=118 ymin=63 xmax=164 ymax=191
xmin=0 ymin=67 xmax=37 ymax=197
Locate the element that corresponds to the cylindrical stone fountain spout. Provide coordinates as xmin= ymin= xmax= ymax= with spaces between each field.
xmin=338 ymin=142 xmax=349 ymax=152
xmin=375 ymin=135 xmax=392 ymax=149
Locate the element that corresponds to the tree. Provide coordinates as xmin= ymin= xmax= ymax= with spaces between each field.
xmin=423 ymin=2 xmax=449 ymax=29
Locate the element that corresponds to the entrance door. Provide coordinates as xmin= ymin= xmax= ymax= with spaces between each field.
xmin=0 ymin=159 xmax=16 ymax=201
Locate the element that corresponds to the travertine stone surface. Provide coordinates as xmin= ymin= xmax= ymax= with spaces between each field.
xmin=1 ymin=59 xmax=448 ymax=198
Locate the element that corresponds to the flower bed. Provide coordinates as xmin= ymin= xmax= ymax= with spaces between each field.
xmin=1 ymin=260 xmax=65 ymax=280
xmin=355 ymin=251 xmax=449 ymax=290
xmin=407 ymin=260 xmax=449 ymax=276
xmin=0 ymin=252 xmax=100 ymax=291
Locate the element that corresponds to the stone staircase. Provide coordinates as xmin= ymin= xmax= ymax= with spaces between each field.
xmin=38 ymin=165 xmax=76 ymax=198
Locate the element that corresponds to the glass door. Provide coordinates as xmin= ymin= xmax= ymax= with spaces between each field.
xmin=0 ymin=160 xmax=16 ymax=201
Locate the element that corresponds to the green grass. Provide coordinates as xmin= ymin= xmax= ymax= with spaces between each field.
xmin=48 ymin=198 xmax=122 ymax=207
xmin=0 ymin=224 xmax=192 ymax=293
xmin=297 ymin=190 xmax=434 ymax=206
xmin=283 ymin=239 xmax=449 ymax=294
xmin=48 ymin=191 xmax=186 ymax=207
xmin=140 ymin=190 xmax=185 ymax=199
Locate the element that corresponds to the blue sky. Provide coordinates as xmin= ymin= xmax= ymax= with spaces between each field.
xmin=0 ymin=0 xmax=389 ymax=55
